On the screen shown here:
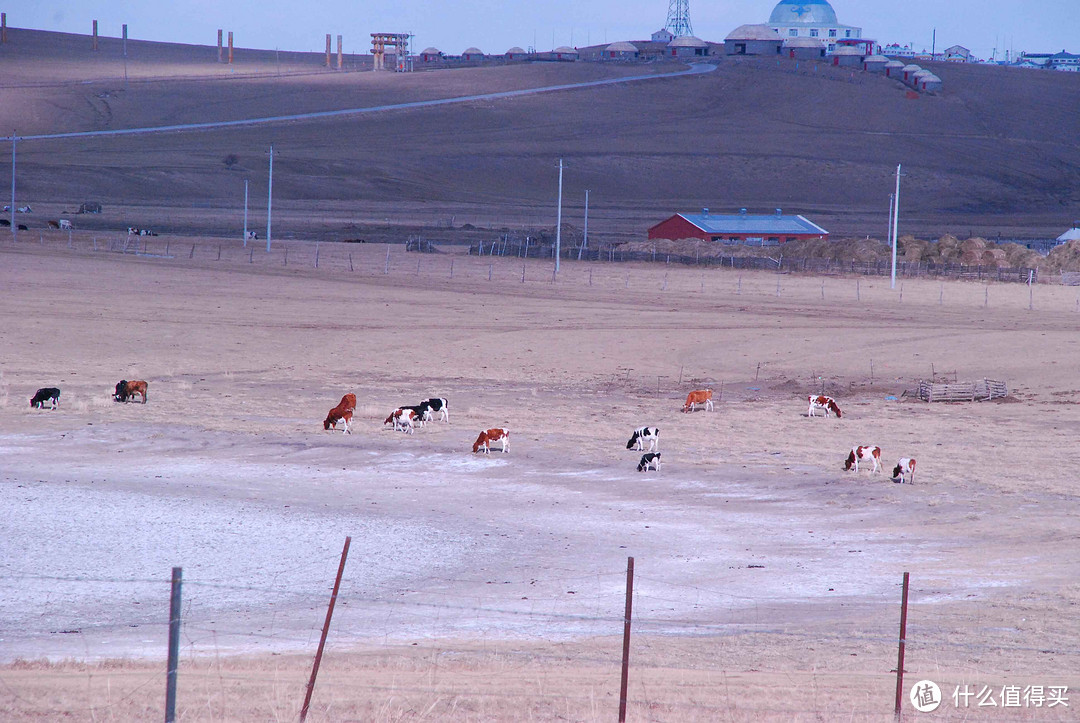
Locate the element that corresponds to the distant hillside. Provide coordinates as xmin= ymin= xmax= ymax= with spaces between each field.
xmin=1 ymin=28 xmax=1077 ymax=242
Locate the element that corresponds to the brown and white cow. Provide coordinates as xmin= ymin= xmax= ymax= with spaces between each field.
xmin=324 ymin=393 xmax=357 ymax=434
xmin=384 ymin=408 xmax=418 ymax=434
xmin=892 ymin=457 xmax=916 ymax=484
xmin=844 ymin=445 xmax=882 ymax=474
xmin=472 ymin=428 xmax=509 ymax=454
xmin=808 ymin=394 xmax=842 ymax=418
xmin=682 ymin=389 xmax=713 ymax=413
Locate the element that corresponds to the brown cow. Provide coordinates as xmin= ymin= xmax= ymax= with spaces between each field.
xmin=114 ymin=380 xmax=148 ymax=403
xmin=324 ymin=393 xmax=357 ymax=434
xmin=472 ymin=428 xmax=510 ymax=454
xmin=682 ymin=389 xmax=713 ymax=413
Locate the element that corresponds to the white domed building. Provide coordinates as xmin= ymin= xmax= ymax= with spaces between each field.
xmin=767 ymin=0 xmax=861 ymax=53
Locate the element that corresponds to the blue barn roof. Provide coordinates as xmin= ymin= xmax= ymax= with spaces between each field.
xmin=678 ymin=211 xmax=828 ymax=235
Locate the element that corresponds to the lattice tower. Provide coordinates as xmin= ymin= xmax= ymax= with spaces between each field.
xmin=665 ymin=0 xmax=693 ymax=37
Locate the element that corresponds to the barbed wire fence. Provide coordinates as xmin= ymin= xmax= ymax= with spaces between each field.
xmin=2 ymin=547 xmax=1076 ymax=722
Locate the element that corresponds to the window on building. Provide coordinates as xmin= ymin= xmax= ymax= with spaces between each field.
xmin=845 ymin=30 xmax=852 ymax=38
xmin=810 ymin=29 xmax=819 ymax=37
xmin=829 ymin=29 xmax=837 ymax=38
xmin=789 ymin=28 xmax=798 ymax=37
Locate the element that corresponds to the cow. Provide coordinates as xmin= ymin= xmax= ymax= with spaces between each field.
xmin=892 ymin=457 xmax=917 ymax=484
xmin=626 ymin=427 xmax=660 ymax=452
xmin=397 ymin=405 xmax=429 ymax=428
xmin=384 ymin=408 xmax=418 ymax=434
xmin=419 ymin=397 xmax=449 ymax=423
xmin=844 ymin=445 xmax=882 ymax=474
xmin=47 ymin=220 xmax=60 ymax=229
xmin=114 ymin=380 xmax=149 ymax=403
xmin=682 ymin=389 xmax=713 ymax=413
xmin=0 ymin=219 xmax=8 ymax=226
xmin=323 ymin=393 xmax=357 ymax=434
xmin=637 ymin=452 xmax=662 ymax=472
xmin=17 ymin=205 xmax=32 ymax=213
xmin=808 ymin=395 xmax=842 ymax=418
xmin=58 ymin=219 xmax=72 ymax=230
xmin=30 ymin=387 xmax=61 ymax=409
xmin=17 ymin=224 xmax=27 ymax=231
xmin=246 ymin=231 xmax=258 ymax=240
xmin=127 ymin=227 xmax=140 ymax=235
xmin=472 ymin=428 xmax=509 ymax=454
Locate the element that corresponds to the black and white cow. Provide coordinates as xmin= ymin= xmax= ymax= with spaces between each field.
xmin=637 ymin=452 xmax=662 ymax=472
xmin=419 ymin=397 xmax=449 ymax=423
xmin=626 ymin=426 xmax=660 ymax=452
xmin=30 ymin=387 xmax=61 ymax=409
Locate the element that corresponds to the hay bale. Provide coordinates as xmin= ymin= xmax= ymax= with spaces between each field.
xmin=982 ymin=248 xmax=1008 ymax=266
xmin=899 ymin=236 xmax=930 ymax=262
xmin=1046 ymin=240 xmax=1080 ymax=272
xmin=960 ymin=237 xmax=987 ymax=254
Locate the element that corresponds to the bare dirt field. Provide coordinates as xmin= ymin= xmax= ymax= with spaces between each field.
xmin=1 ymin=237 xmax=1078 ymax=721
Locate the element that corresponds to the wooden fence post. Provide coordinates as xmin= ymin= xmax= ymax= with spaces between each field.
xmin=384 ymin=246 xmax=390 ymax=274
xmin=300 ymin=537 xmax=352 ymax=722
xmin=618 ymin=556 xmax=635 ymax=723
xmin=894 ymin=571 xmax=910 ymax=721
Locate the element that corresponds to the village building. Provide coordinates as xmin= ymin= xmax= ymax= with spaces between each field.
xmin=767 ymin=0 xmax=861 ymax=53
xmin=648 ymin=208 xmax=829 ymax=246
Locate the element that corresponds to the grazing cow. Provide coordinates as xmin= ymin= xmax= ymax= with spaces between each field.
xmin=808 ymin=394 xmax=842 ymax=418
xmin=682 ymin=389 xmax=713 ymax=413
xmin=637 ymin=452 xmax=662 ymax=472
xmin=626 ymin=426 xmax=660 ymax=452
xmin=384 ymin=408 xmax=418 ymax=434
xmin=323 ymin=393 xmax=357 ymax=434
xmin=17 ymin=205 xmax=32 ymax=213
xmin=30 ymin=387 xmax=61 ymax=409
xmin=47 ymin=220 xmax=60 ymax=229
xmin=472 ymin=428 xmax=509 ymax=454
xmin=114 ymin=380 xmax=149 ymax=403
xmin=17 ymin=224 xmax=27 ymax=231
xmin=419 ymin=397 xmax=449 ymax=423
xmin=0 ymin=219 xmax=8 ymax=226
xmin=127 ymin=227 xmax=140 ymax=235
xmin=58 ymin=219 xmax=72 ymax=230
xmin=892 ymin=457 xmax=917 ymax=484
xmin=844 ymin=445 xmax=882 ymax=474
xmin=246 ymin=231 xmax=258 ymax=240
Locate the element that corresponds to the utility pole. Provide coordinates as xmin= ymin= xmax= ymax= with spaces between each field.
xmin=555 ymin=158 xmax=563 ymax=274
xmin=9 ymin=132 xmax=15 ymax=240
xmin=266 ymin=145 xmax=274 ymax=252
xmin=243 ymin=179 xmax=249 ymax=245
xmin=891 ymin=164 xmax=901 ymax=289
xmin=888 ymin=193 xmax=895 ymax=288
xmin=578 ymin=189 xmax=589 ymax=261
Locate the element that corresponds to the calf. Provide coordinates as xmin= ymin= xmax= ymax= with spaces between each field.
xmin=892 ymin=457 xmax=916 ymax=484
xmin=682 ymin=389 xmax=713 ymax=413
xmin=419 ymin=397 xmax=449 ymax=423
xmin=323 ymin=393 xmax=357 ymax=434
xmin=384 ymin=408 xmax=418 ymax=434
xmin=626 ymin=426 xmax=660 ymax=452
xmin=114 ymin=380 xmax=149 ymax=403
xmin=30 ymin=387 xmax=61 ymax=409
xmin=808 ymin=394 xmax=842 ymax=418
xmin=472 ymin=428 xmax=509 ymax=454
xmin=637 ymin=452 xmax=662 ymax=472
xmin=844 ymin=445 xmax=882 ymax=474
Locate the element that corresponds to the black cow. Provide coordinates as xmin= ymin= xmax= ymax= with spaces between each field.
xmin=31 ymin=387 xmax=61 ymax=409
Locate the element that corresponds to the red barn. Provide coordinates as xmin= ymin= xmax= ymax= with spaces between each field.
xmin=648 ymin=208 xmax=828 ymax=246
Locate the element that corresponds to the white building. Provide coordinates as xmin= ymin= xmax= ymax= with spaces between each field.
xmin=767 ymin=0 xmax=861 ymax=54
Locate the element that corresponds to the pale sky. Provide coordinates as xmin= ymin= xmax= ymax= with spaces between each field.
xmin=15 ymin=1 xmax=1078 ymax=61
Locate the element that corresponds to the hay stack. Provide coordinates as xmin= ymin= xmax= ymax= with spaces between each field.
xmin=1046 ymin=240 xmax=1080 ymax=272
xmin=958 ymin=237 xmax=988 ymax=264
xmin=898 ymin=236 xmax=930 ymax=262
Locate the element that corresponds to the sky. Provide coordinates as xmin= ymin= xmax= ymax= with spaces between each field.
xmin=14 ymin=1 xmax=1078 ymax=61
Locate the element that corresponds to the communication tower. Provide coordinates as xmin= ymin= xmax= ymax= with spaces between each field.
xmin=665 ymin=0 xmax=693 ymax=37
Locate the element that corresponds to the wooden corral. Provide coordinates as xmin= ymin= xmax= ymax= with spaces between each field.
xmin=917 ymin=379 xmax=1008 ymax=402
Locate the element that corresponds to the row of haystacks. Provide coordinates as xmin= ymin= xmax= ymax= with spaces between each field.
xmin=626 ymin=235 xmax=1080 ymax=271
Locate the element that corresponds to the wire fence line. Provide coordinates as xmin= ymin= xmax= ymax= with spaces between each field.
xmin=3 ymin=561 xmax=1076 ymax=721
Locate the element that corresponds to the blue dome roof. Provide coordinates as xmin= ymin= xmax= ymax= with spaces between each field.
xmin=769 ymin=1 xmax=839 ymax=25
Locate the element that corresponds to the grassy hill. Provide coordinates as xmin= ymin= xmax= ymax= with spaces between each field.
xmin=1 ymin=27 xmax=1077 ymax=243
